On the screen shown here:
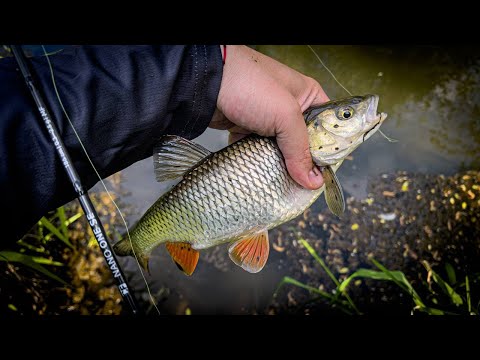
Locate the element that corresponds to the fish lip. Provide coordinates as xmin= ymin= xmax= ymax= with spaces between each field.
xmin=362 ymin=95 xmax=388 ymax=142
xmin=362 ymin=112 xmax=388 ymax=142
xmin=367 ymin=94 xmax=387 ymax=124
xmin=378 ymin=111 xmax=388 ymax=123
xmin=366 ymin=94 xmax=379 ymax=122
xmin=363 ymin=119 xmax=381 ymax=142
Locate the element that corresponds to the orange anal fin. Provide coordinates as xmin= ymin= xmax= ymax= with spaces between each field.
xmin=228 ymin=230 xmax=269 ymax=273
xmin=165 ymin=242 xmax=200 ymax=276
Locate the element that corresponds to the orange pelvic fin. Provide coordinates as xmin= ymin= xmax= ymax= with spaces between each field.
xmin=228 ymin=230 xmax=270 ymax=273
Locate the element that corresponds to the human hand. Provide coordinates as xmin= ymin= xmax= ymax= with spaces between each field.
xmin=209 ymin=45 xmax=330 ymax=190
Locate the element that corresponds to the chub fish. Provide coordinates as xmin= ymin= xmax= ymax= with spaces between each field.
xmin=114 ymin=95 xmax=387 ymax=275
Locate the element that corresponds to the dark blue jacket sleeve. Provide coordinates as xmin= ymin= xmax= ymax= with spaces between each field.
xmin=0 ymin=45 xmax=223 ymax=246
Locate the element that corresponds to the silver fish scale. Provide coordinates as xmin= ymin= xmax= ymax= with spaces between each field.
xmin=130 ymin=136 xmax=323 ymax=253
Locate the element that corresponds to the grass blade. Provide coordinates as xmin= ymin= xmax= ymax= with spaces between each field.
xmin=17 ymin=239 xmax=46 ymax=253
xmin=370 ymin=258 xmax=426 ymax=309
xmin=445 ymin=263 xmax=457 ymax=285
xmin=65 ymin=213 xmax=82 ymax=227
xmin=275 ymin=276 xmax=353 ymax=314
xmin=31 ymin=257 xmax=64 ymax=266
xmin=57 ymin=206 xmax=68 ymax=238
xmin=338 ymin=268 xmax=400 ymax=293
xmin=0 ymin=251 xmax=68 ymax=285
xmin=425 ymin=307 xmax=446 ymax=315
xmin=276 ymin=276 xmax=336 ymax=301
xmin=299 ymin=239 xmax=338 ymax=286
xmin=466 ymin=275 xmax=471 ymax=314
xmin=39 ymin=216 xmax=74 ymax=249
xmin=298 ymin=239 xmax=361 ymax=314
xmin=422 ymin=261 xmax=463 ymax=306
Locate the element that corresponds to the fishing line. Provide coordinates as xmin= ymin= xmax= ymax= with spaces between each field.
xmin=307 ymin=45 xmax=398 ymax=143
xmin=307 ymin=45 xmax=353 ymax=97
xmin=41 ymin=45 xmax=161 ymax=315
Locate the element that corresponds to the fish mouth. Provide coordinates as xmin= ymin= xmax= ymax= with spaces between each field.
xmin=363 ymin=119 xmax=381 ymax=142
xmin=368 ymin=94 xmax=387 ymax=124
xmin=363 ymin=94 xmax=388 ymax=141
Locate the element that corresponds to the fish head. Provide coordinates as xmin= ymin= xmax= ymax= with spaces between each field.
xmin=305 ymin=94 xmax=387 ymax=166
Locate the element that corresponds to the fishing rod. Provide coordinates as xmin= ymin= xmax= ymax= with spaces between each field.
xmin=10 ymin=45 xmax=140 ymax=315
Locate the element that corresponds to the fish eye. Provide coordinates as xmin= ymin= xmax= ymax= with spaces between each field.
xmin=337 ymin=107 xmax=354 ymax=120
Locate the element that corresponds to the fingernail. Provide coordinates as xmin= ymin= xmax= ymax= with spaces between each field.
xmin=308 ymin=168 xmax=323 ymax=189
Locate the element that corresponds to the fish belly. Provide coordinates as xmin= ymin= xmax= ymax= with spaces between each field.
xmin=129 ymin=137 xmax=324 ymax=253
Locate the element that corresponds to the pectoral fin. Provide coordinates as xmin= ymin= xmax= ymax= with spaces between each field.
xmin=165 ymin=242 xmax=200 ymax=276
xmin=322 ymin=165 xmax=345 ymax=218
xmin=153 ymin=135 xmax=212 ymax=182
xmin=228 ymin=230 xmax=270 ymax=273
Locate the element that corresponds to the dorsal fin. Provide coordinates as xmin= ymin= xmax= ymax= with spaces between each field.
xmin=153 ymin=135 xmax=212 ymax=182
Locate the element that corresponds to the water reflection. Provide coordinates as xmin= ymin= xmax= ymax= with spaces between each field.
xmin=257 ymin=45 xmax=480 ymax=171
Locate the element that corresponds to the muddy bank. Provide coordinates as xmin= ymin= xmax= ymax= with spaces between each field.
xmin=121 ymin=170 xmax=479 ymax=315
xmin=1 ymin=182 xmax=126 ymax=315
xmin=266 ymin=170 xmax=480 ymax=314
xmin=2 ymin=170 xmax=479 ymax=315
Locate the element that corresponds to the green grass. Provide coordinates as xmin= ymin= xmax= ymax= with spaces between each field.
xmin=275 ymin=237 xmax=479 ymax=315
xmin=0 ymin=251 xmax=67 ymax=286
xmin=3 ymin=206 xmax=83 ymax=285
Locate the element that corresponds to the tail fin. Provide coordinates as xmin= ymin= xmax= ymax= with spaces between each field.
xmin=113 ymin=239 xmax=133 ymax=256
xmin=113 ymin=238 xmax=151 ymax=274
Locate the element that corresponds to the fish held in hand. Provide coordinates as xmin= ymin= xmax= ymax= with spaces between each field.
xmin=113 ymin=95 xmax=387 ymax=275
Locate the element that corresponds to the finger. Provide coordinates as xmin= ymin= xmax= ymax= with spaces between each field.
xmin=228 ymin=132 xmax=249 ymax=145
xmin=275 ymin=105 xmax=324 ymax=190
xmin=306 ymin=79 xmax=330 ymax=106
xmin=227 ymin=125 xmax=252 ymax=135
xmin=314 ymin=87 xmax=330 ymax=104
xmin=248 ymin=47 xmax=329 ymax=108
xmin=209 ymin=109 xmax=235 ymax=130
xmin=294 ymin=77 xmax=330 ymax=112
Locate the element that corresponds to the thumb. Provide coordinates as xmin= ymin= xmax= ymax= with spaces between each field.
xmin=275 ymin=105 xmax=324 ymax=190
